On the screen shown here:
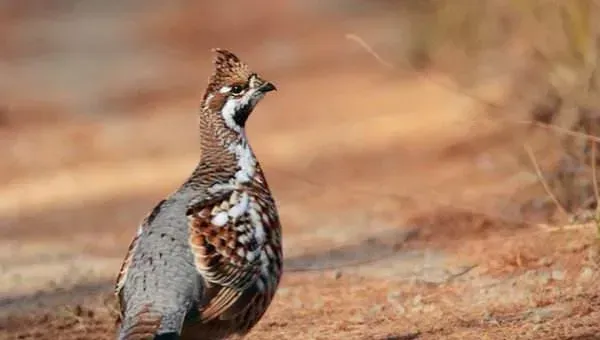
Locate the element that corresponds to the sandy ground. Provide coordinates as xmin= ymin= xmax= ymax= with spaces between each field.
xmin=1 ymin=1 xmax=599 ymax=339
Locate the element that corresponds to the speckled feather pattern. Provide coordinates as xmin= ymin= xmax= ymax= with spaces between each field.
xmin=187 ymin=174 xmax=282 ymax=323
xmin=203 ymin=49 xmax=252 ymax=102
xmin=115 ymin=49 xmax=282 ymax=340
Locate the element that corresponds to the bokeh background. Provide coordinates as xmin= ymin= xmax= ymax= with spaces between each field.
xmin=2 ymin=1 xmax=600 ymax=339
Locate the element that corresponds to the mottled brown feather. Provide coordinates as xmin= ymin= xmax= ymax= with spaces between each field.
xmin=203 ymin=48 xmax=252 ymax=101
xmin=187 ymin=180 xmax=282 ymax=324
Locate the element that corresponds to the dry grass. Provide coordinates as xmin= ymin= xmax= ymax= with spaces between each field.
xmin=372 ymin=0 xmax=600 ymax=225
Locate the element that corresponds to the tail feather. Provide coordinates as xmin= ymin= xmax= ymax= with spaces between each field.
xmin=118 ymin=307 xmax=163 ymax=340
xmin=117 ymin=304 xmax=187 ymax=340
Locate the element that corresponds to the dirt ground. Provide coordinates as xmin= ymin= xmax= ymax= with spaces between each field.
xmin=1 ymin=2 xmax=599 ymax=339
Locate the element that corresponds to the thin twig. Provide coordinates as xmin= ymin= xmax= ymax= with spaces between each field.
xmin=591 ymin=140 xmax=600 ymax=239
xmin=345 ymin=33 xmax=504 ymax=110
xmin=517 ymin=120 xmax=600 ymax=143
xmin=523 ymin=143 xmax=569 ymax=218
xmin=592 ymin=141 xmax=600 ymax=211
xmin=345 ymin=34 xmax=395 ymax=70
xmin=442 ymin=264 xmax=479 ymax=284
xmin=536 ymin=223 xmax=596 ymax=232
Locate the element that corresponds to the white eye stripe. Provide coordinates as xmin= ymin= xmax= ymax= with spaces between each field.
xmin=219 ymin=86 xmax=232 ymax=94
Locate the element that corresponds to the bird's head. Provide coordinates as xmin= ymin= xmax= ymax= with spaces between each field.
xmin=202 ymin=48 xmax=276 ymax=133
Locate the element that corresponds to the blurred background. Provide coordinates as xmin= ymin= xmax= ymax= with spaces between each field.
xmin=2 ymin=1 xmax=600 ymax=339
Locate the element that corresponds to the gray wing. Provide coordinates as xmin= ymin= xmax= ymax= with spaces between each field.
xmin=115 ymin=200 xmax=165 ymax=316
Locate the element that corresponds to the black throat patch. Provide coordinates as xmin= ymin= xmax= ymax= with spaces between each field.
xmin=233 ymin=102 xmax=254 ymax=127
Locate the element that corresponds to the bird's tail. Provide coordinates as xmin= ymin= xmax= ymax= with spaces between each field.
xmin=117 ymin=305 xmax=180 ymax=340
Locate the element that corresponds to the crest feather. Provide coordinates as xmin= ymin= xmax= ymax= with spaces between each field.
xmin=205 ymin=48 xmax=251 ymax=95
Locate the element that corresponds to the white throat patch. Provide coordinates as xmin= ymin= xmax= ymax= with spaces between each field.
xmin=228 ymin=138 xmax=256 ymax=183
xmin=206 ymin=137 xmax=257 ymax=195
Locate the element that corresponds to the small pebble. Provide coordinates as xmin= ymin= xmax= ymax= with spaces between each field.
xmin=412 ymin=294 xmax=422 ymax=306
xmin=394 ymin=304 xmax=406 ymax=315
xmin=537 ymin=271 xmax=551 ymax=285
xmin=578 ymin=267 xmax=594 ymax=283
xmin=551 ymin=269 xmax=566 ymax=281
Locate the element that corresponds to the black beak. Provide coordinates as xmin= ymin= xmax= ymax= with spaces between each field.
xmin=259 ymin=82 xmax=277 ymax=93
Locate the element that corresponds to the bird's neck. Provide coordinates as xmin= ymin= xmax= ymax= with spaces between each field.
xmin=188 ymin=109 xmax=260 ymax=190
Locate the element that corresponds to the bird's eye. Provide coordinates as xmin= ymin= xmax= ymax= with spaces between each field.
xmin=231 ymin=85 xmax=244 ymax=95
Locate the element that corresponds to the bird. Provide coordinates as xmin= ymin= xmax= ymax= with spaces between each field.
xmin=115 ymin=48 xmax=282 ymax=340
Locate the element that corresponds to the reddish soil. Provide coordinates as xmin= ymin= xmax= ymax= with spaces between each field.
xmin=1 ymin=2 xmax=599 ymax=340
